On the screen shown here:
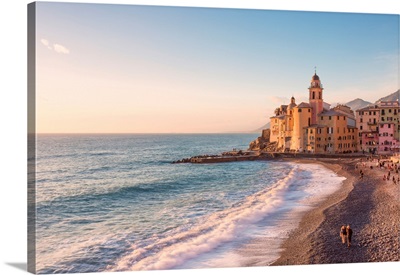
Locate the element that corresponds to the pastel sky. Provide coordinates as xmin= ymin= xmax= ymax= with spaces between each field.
xmin=35 ymin=2 xmax=399 ymax=133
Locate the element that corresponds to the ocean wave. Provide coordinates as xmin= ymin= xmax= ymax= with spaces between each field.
xmin=106 ymin=165 xmax=299 ymax=272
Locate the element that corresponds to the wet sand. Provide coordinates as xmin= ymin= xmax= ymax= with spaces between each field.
xmin=271 ymin=157 xmax=400 ymax=266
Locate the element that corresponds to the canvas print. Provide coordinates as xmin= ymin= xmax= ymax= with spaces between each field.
xmin=28 ymin=1 xmax=400 ymax=274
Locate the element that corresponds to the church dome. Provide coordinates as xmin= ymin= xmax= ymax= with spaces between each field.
xmin=312 ymin=73 xmax=320 ymax=81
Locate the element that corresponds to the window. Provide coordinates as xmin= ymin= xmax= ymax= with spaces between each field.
xmin=312 ymin=91 xmax=315 ymax=99
xmin=321 ymin=116 xmax=324 ymax=120
xmin=337 ymin=116 xmax=340 ymax=120
xmin=389 ymin=109 xmax=392 ymax=113
xmin=329 ymin=116 xmax=331 ymax=120
xmin=298 ymin=109 xmax=302 ymax=113
xmin=308 ymin=109 xmax=311 ymax=112
xmin=360 ymin=126 xmax=363 ymax=130
xmin=319 ymin=92 xmax=321 ymax=99
xmin=360 ymin=118 xmax=363 ymax=123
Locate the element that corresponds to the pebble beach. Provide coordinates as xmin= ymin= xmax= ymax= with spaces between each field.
xmin=271 ymin=157 xmax=399 ymax=266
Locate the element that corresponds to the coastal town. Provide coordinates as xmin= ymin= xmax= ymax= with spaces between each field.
xmin=174 ymin=72 xmax=400 ymax=164
xmin=249 ymin=71 xmax=399 ymax=156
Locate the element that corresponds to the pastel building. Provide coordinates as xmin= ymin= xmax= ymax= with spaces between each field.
xmin=356 ymin=100 xmax=400 ymax=154
xmin=356 ymin=105 xmax=380 ymax=153
xmin=378 ymin=101 xmax=399 ymax=153
xmin=269 ymin=72 xmax=358 ymax=153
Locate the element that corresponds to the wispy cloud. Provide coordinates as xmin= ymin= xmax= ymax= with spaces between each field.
xmin=53 ymin=43 xmax=70 ymax=54
xmin=40 ymin=38 xmax=52 ymax=50
xmin=40 ymin=38 xmax=70 ymax=54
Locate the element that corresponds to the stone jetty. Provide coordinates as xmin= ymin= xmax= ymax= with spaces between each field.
xmin=172 ymin=150 xmax=369 ymax=164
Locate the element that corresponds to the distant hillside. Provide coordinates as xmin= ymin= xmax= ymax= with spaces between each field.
xmin=251 ymin=122 xmax=270 ymax=132
xmin=344 ymin=98 xmax=372 ymax=111
xmin=344 ymin=90 xmax=399 ymax=111
xmin=374 ymin=90 xmax=400 ymax=103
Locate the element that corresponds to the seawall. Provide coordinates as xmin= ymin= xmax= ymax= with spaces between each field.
xmin=173 ymin=152 xmax=370 ymax=164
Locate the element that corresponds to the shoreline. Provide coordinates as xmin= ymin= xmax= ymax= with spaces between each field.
xmin=173 ymin=151 xmax=399 ymax=265
xmin=270 ymin=157 xmax=399 ymax=265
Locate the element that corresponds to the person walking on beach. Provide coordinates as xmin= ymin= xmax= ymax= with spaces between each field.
xmin=340 ymin=225 xmax=347 ymax=244
xmin=346 ymin=225 xmax=353 ymax=248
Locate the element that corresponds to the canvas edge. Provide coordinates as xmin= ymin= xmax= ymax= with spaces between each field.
xmin=28 ymin=2 xmax=37 ymax=274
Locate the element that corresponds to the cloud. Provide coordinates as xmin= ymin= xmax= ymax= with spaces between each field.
xmin=40 ymin=38 xmax=49 ymax=47
xmin=40 ymin=38 xmax=70 ymax=54
xmin=40 ymin=38 xmax=52 ymax=50
xmin=53 ymin=44 xmax=70 ymax=54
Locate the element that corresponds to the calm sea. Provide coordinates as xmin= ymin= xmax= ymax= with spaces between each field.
xmin=34 ymin=134 xmax=345 ymax=273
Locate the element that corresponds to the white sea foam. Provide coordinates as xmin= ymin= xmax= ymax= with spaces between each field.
xmin=108 ymin=162 xmax=345 ymax=271
xmin=186 ymin=162 xmax=346 ymax=268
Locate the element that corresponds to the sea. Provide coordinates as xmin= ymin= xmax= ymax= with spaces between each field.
xmin=33 ymin=133 xmax=345 ymax=274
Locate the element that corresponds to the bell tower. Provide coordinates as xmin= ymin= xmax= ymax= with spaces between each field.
xmin=308 ymin=69 xmax=323 ymax=124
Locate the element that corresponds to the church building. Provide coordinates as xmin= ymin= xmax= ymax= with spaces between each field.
xmin=269 ymin=72 xmax=358 ymax=153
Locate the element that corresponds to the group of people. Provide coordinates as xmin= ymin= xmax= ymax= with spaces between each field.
xmin=340 ymin=225 xmax=353 ymax=248
xmin=383 ymin=173 xmax=400 ymax=184
xmin=356 ymin=158 xmax=400 ymax=184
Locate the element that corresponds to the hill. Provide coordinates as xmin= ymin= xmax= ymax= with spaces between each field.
xmin=344 ymin=98 xmax=372 ymax=111
xmin=374 ymin=90 xmax=400 ymax=103
xmin=251 ymin=122 xmax=270 ymax=132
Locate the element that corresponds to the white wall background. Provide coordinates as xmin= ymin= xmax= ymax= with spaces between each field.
xmin=0 ymin=1 xmax=399 ymax=275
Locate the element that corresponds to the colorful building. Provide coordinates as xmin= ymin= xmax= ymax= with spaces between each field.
xmin=356 ymin=105 xmax=380 ymax=153
xmin=356 ymin=100 xmax=400 ymax=154
xmin=269 ymin=72 xmax=358 ymax=153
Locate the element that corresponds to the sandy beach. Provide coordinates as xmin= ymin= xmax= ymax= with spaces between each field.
xmin=271 ymin=156 xmax=399 ymax=265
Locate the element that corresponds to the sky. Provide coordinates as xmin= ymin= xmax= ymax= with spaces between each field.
xmin=34 ymin=1 xmax=399 ymax=133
